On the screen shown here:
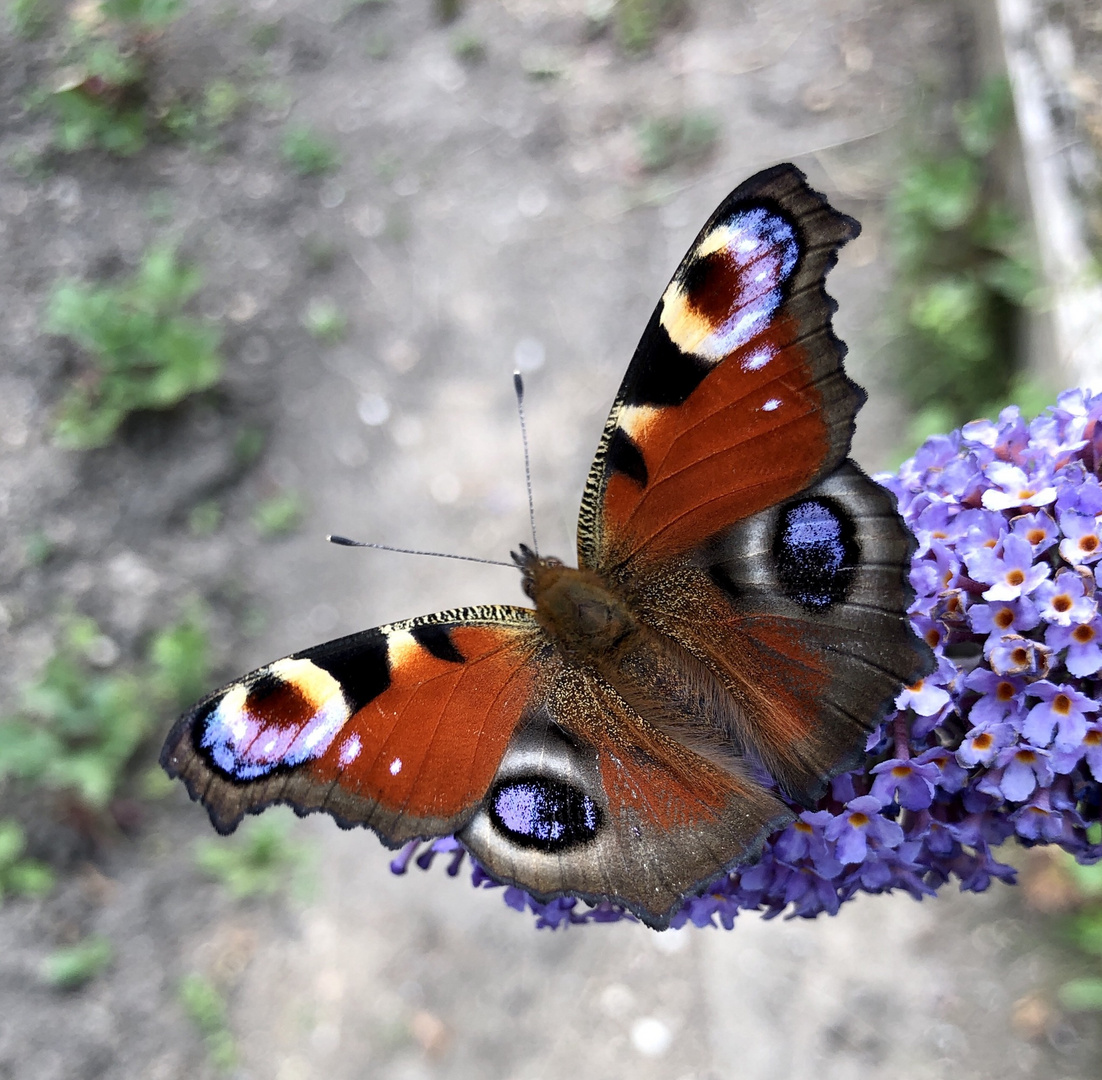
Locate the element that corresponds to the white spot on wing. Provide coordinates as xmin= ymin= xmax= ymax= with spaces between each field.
xmin=389 ymin=757 xmax=403 ymax=775
xmin=742 ymin=347 xmax=772 ymax=371
xmin=339 ymin=734 xmax=362 ymax=766
xmin=761 ymin=398 xmax=782 ymax=412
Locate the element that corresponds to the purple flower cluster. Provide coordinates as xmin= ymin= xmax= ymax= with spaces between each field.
xmin=393 ymin=391 xmax=1102 ymax=928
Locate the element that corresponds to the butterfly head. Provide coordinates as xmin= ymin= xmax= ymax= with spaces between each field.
xmin=511 ymin=544 xmax=560 ymax=603
xmin=512 ymin=544 xmax=639 ymax=665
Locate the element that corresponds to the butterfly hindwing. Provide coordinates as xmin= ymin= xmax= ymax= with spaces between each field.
xmin=160 ymin=606 xmax=547 ymax=844
xmin=617 ymin=462 xmax=929 ymax=806
xmin=460 ymin=664 xmax=793 ymax=928
xmin=578 ymin=164 xmax=864 ymax=570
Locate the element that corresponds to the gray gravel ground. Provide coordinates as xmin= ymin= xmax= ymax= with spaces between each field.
xmin=1 ymin=0 xmax=1099 ymax=1077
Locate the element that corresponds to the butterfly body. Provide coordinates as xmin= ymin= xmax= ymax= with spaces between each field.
xmin=162 ymin=165 xmax=932 ymax=928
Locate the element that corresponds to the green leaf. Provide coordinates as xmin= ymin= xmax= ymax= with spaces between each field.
xmin=194 ymin=811 xmax=307 ymax=900
xmin=1059 ymin=977 xmax=1102 ymax=1012
xmin=0 ymin=820 xmax=27 ymax=868
xmin=280 ymin=126 xmax=341 ymax=176
xmin=252 ymin=491 xmax=305 ymax=538
xmin=41 ymin=936 xmax=113 ymax=988
xmin=44 ymin=246 xmax=223 ymax=448
xmin=6 ymin=860 xmax=55 ymax=898
xmin=954 ymin=76 xmax=1012 ymax=158
xmin=149 ymin=612 xmax=210 ymax=707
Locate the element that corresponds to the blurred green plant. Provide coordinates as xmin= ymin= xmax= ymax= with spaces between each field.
xmin=8 ymin=0 xmax=54 ymax=37
xmin=24 ymin=530 xmax=55 ymax=568
xmin=0 ymin=819 xmax=55 ymax=903
xmin=301 ymin=297 xmax=347 ymax=343
xmin=889 ymin=76 xmax=1042 ymax=442
xmin=45 ymin=244 xmax=223 ymax=449
xmin=178 ymin=973 xmax=237 ymax=1071
xmin=194 ymin=809 xmax=311 ymax=900
xmin=161 ymin=78 xmax=244 ymax=150
xmin=281 ymin=124 xmax=341 ymax=176
xmin=432 ymin=0 xmax=461 ymax=23
xmin=44 ymin=0 xmax=186 ymax=156
xmin=232 ymin=425 xmax=266 ymax=466
xmin=41 ymin=935 xmax=114 ymax=988
xmin=0 ymin=610 xmax=210 ymax=810
xmin=636 ymin=109 xmax=720 ymax=172
xmin=187 ymin=499 xmax=223 ymax=537
xmin=451 ymin=30 xmax=485 ymax=64
xmin=252 ymin=491 xmax=304 ymax=538
xmin=1059 ymin=856 xmax=1102 ymax=1012
xmin=38 ymin=0 xmax=248 ymax=156
xmin=616 ymin=0 xmax=684 ymax=52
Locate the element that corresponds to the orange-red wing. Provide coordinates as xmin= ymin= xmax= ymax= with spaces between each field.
xmin=627 ymin=464 xmax=934 ymax=806
xmin=459 ymin=665 xmax=793 ymax=929
xmin=160 ymin=606 xmax=549 ymax=843
xmin=577 ymin=164 xmax=863 ymax=572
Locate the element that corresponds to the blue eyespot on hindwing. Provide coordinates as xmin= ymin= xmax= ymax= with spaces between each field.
xmin=489 ymin=777 xmax=601 ymax=851
xmin=773 ymin=497 xmax=857 ymax=612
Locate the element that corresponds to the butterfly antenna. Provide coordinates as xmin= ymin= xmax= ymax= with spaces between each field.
xmin=327 ymin=535 xmax=514 ymax=568
xmin=513 ymin=370 xmax=539 ymax=556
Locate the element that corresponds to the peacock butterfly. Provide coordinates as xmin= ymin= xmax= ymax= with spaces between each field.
xmin=161 ymin=164 xmax=933 ymax=929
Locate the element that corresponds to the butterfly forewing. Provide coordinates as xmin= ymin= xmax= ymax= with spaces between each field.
xmin=577 ymin=164 xmax=864 ymax=571
xmin=161 ymin=606 xmax=547 ymax=843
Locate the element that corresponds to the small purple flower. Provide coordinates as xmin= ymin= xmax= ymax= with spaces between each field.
xmin=1022 ymin=681 xmax=1099 ymax=748
xmin=1045 ymin=617 xmax=1102 ymax=677
xmin=1034 ymin=569 xmax=1097 ymax=626
xmin=869 ymin=757 xmax=938 ymax=810
xmin=981 ymin=461 xmax=1056 ymax=510
xmin=965 ymin=669 xmax=1027 ymax=726
xmin=986 ymin=634 xmax=1052 ymax=678
xmin=824 ymin=796 xmax=904 ymax=864
xmin=1058 ymin=511 xmax=1102 ymax=565
xmin=965 ymin=533 xmax=1051 ymax=601
xmin=1082 ymin=725 xmax=1102 ymax=780
xmin=956 ymin=721 xmax=1015 ymax=767
xmin=914 ymin=746 xmax=969 ymax=792
xmin=1011 ymin=510 xmax=1059 ymax=554
xmin=772 ymin=811 xmax=843 ymax=878
xmin=894 ymin=656 xmax=954 ymax=717
xmin=978 ymin=746 xmax=1055 ymax=801
xmin=969 ymin=597 xmax=1040 ymax=638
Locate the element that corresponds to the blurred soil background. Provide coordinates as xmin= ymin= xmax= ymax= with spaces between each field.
xmin=1 ymin=0 xmax=1101 ymax=1078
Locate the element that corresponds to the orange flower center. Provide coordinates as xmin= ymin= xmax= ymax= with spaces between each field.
xmin=972 ymin=733 xmax=994 ymax=750
xmin=1052 ymin=594 xmax=1072 ymax=612
xmin=1053 ymin=693 xmax=1071 ymax=715
xmin=1006 ymin=569 xmax=1025 ymax=586
xmin=848 ymin=812 xmax=870 ymax=827
xmin=1079 ymin=535 xmax=1099 ymax=553
xmin=995 ymin=608 xmax=1015 ymax=629
xmin=1073 ymin=624 xmax=1095 ymax=644
xmin=996 ymin=681 xmax=1015 ymax=702
xmin=1027 ymin=529 xmax=1046 ymax=544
